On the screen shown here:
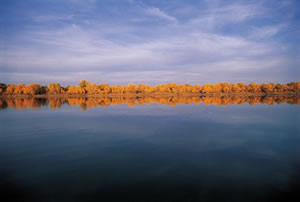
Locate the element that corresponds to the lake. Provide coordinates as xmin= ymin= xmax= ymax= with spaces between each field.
xmin=0 ymin=96 xmax=299 ymax=202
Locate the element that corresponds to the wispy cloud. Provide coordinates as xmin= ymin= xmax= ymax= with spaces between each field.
xmin=249 ymin=24 xmax=286 ymax=39
xmin=189 ymin=2 xmax=263 ymax=30
xmin=67 ymin=0 xmax=96 ymax=11
xmin=145 ymin=7 xmax=177 ymax=23
xmin=34 ymin=15 xmax=74 ymax=22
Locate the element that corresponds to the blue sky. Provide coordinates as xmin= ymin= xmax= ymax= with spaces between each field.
xmin=0 ymin=0 xmax=299 ymax=85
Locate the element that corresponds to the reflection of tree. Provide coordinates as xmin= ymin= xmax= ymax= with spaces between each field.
xmin=80 ymin=103 xmax=87 ymax=111
xmin=49 ymin=98 xmax=66 ymax=109
xmin=0 ymin=99 xmax=8 ymax=110
xmin=0 ymin=98 xmax=47 ymax=110
xmin=0 ymin=96 xmax=299 ymax=111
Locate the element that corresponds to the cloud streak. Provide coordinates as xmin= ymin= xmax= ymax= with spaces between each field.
xmin=145 ymin=7 xmax=177 ymax=22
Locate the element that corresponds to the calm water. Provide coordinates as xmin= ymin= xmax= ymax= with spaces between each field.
xmin=0 ymin=97 xmax=299 ymax=202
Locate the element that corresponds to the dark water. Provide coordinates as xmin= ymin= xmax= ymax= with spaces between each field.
xmin=0 ymin=97 xmax=299 ymax=202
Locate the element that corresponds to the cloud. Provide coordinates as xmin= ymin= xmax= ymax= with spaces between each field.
xmin=145 ymin=7 xmax=177 ymax=22
xmin=67 ymin=0 xmax=96 ymax=11
xmin=0 ymin=24 xmax=287 ymax=79
xmin=34 ymin=15 xmax=73 ymax=22
xmin=213 ymin=3 xmax=260 ymax=22
xmin=249 ymin=24 xmax=286 ymax=39
xmin=189 ymin=2 xmax=263 ymax=30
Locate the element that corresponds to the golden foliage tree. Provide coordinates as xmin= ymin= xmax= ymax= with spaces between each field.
xmin=1 ymin=81 xmax=299 ymax=96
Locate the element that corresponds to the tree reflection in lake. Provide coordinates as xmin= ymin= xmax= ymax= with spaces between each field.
xmin=0 ymin=95 xmax=299 ymax=111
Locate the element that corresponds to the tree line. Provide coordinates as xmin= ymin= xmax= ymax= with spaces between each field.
xmin=0 ymin=81 xmax=300 ymax=96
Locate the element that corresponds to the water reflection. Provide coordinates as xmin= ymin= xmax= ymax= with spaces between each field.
xmin=0 ymin=95 xmax=299 ymax=202
xmin=1 ymin=95 xmax=299 ymax=110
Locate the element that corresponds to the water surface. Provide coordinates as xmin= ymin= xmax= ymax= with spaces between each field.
xmin=0 ymin=97 xmax=299 ymax=202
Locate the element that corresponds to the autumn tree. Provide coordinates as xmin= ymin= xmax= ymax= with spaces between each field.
xmin=212 ymin=83 xmax=222 ymax=93
xmin=24 ymin=84 xmax=41 ymax=95
xmin=48 ymin=83 xmax=64 ymax=94
xmin=144 ymin=85 xmax=153 ymax=94
xmin=201 ymin=84 xmax=212 ymax=93
xmin=237 ymin=83 xmax=246 ymax=92
xmin=40 ymin=86 xmax=48 ymax=94
xmin=5 ymin=84 xmax=17 ymax=95
xmin=221 ymin=82 xmax=230 ymax=93
xmin=67 ymin=86 xmax=84 ymax=94
xmin=296 ymin=82 xmax=300 ymax=92
xmin=79 ymin=80 xmax=89 ymax=88
xmin=98 ymin=84 xmax=111 ymax=94
xmin=85 ymin=83 xmax=98 ymax=94
xmin=137 ymin=84 xmax=145 ymax=93
xmin=192 ymin=84 xmax=201 ymax=93
xmin=248 ymin=82 xmax=260 ymax=93
xmin=15 ymin=84 xmax=25 ymax=94
xmin=261 ymin=83 xmax=274 ymax=93
xmin=167 ymin=83 xmax=178 ymax=93
xmin=287 ymin=82 xmax=299 ymax=92
xmin=230 ymin=83 xmax=239 ymax=92
xmin=128 ymin=83 xmax=137 ymax=94
xmin=0 ymin=83 xmax=7 ymax=93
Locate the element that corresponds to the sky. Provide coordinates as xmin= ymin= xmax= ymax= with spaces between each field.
xmin=0 ymin=0 xmax=299 ymax=86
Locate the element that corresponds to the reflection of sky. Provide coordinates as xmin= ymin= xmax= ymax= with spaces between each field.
xmin=0 ymin=104 xmax=299 ymax=201
xmin=1 ymin=0 xmax=299 ymax=85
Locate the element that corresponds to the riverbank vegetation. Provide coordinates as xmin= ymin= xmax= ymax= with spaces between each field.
xmin=0 ymin=81 xmax=299 ymax=97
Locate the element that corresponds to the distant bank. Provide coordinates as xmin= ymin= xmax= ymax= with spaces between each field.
xmin=0 ymin=81 xmax=299 ymax=97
